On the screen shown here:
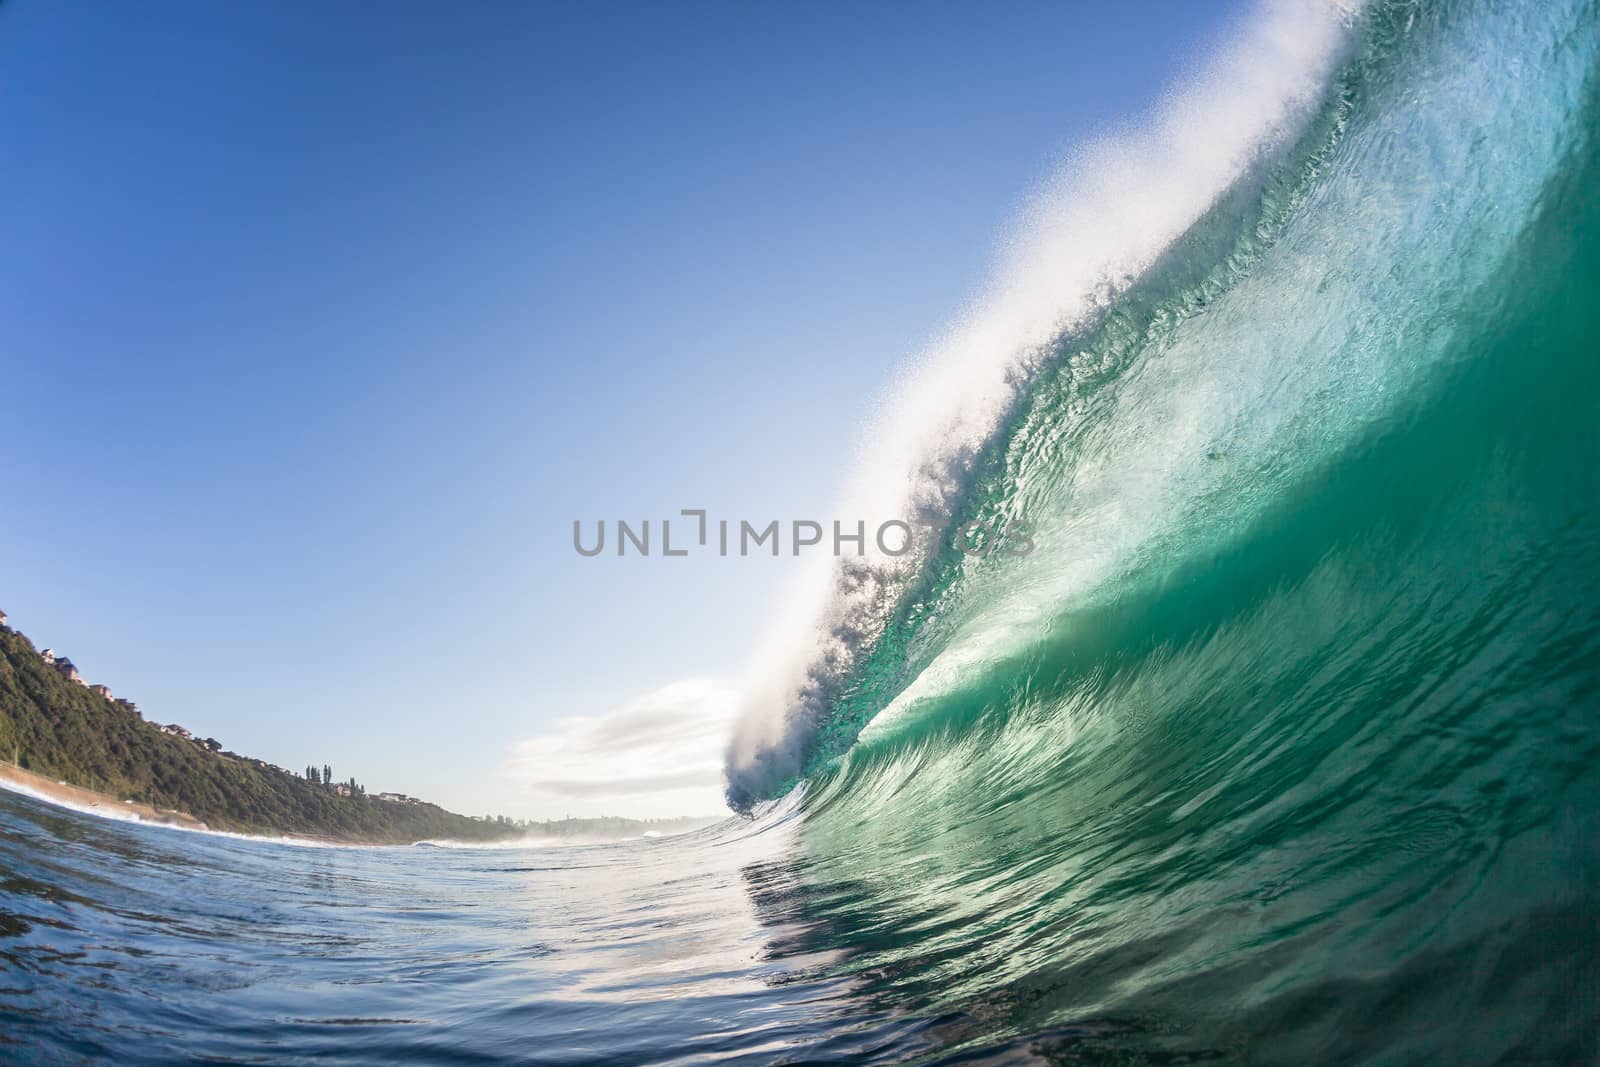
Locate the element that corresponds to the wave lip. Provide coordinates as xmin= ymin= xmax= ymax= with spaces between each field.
xmin=724 ymin=0 xmax=1363 ymax=809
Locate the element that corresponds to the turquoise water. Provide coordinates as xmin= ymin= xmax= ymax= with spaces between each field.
xmin=6 ymin=0 xmax=1600 ymax=1061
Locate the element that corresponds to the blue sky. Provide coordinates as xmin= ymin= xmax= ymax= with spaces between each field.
xmin=1 ymin=0 xmax=1247 ymax=819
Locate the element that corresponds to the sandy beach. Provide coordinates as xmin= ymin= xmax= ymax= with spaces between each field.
xmin=0 ymin=761 xmax=210 ymax=831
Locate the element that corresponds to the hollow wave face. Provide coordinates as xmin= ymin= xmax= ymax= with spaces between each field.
xmin=717 ymin=0 xmax=1600 ymax=1057
xmin=724 ymin=0 xmax=1366 ymax=804
xmin=725 ymin=0 xmax=1600 ymax=805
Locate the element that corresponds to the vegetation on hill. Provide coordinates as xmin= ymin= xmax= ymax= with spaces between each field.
xmin=0 ymin=627 xmax=708 ymax=844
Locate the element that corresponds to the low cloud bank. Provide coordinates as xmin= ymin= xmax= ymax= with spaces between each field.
xmin=501 ymin=679 xmax=738 ymax=818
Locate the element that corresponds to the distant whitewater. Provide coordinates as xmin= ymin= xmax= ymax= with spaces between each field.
xmin=6 ymin=0 xmax=1600 ymax=1062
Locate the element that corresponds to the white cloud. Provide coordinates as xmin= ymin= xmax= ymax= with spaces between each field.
xmin=501 ymin=678 xmax=738 ymax=819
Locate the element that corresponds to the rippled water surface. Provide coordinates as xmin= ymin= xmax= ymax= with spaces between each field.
xmin=0 ymin=791 xmax=926 ymax=1065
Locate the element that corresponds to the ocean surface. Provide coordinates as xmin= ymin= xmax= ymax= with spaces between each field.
xmin=6 ymin=0 xmax=1600 ymax=1061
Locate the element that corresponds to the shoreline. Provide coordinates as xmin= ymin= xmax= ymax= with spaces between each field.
xmin=0 ymin=763 xmax=595 ymax=849
xmin=0 ymin=768 xmax=721 ymax=850
xmin=0 ymin=764 xmax=370 ymax=847
xmin=0 ymin=760 xmax=212 ymax=831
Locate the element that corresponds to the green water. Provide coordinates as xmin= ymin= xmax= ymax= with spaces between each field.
xmin=753 ymin=0 xmax=1600 ymax=1059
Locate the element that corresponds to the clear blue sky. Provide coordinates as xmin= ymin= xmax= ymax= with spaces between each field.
xmin=1 ymin=0 xmax=1247 ymax=819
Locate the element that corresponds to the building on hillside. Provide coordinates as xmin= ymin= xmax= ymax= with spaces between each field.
xmin=158 ymin=724 xmax=191 ymax=739
xmin=332 ymin=783 xmax=352 ymax=797
xmin=40 ymin=648 xmax=55 ymax=665
xmin=90 ymin=684 xmax=113 ymax=699
xmin=0 ymin=608 xmax=8 ymax=628
xmin=201 ymin=738 xmax=222 ymax=753
xmin=54 ymin=658 xmax=84 ymax=684
xmin=114 ymin=698 xmax=141 ymax=718
xmin=374 ymin=792 xmax=420 ymax=804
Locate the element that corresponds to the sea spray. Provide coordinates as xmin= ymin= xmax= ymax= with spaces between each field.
xmin=726 ymin=0 xmax=1365 ymax=805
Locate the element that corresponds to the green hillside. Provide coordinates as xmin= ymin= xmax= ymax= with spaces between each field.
xmin=0 ymin=627 xmax=527 ymax=844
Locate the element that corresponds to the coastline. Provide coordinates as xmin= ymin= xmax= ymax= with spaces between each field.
xmin=0 ymin=762 xmax=381 ymax=846
xmin=3 ymin=629 xmax=713 ymax=848
xmin=0 ymin=760 xmax=212 ymax=832
xmin=0 ymin=763 xmax=703 ymax=849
